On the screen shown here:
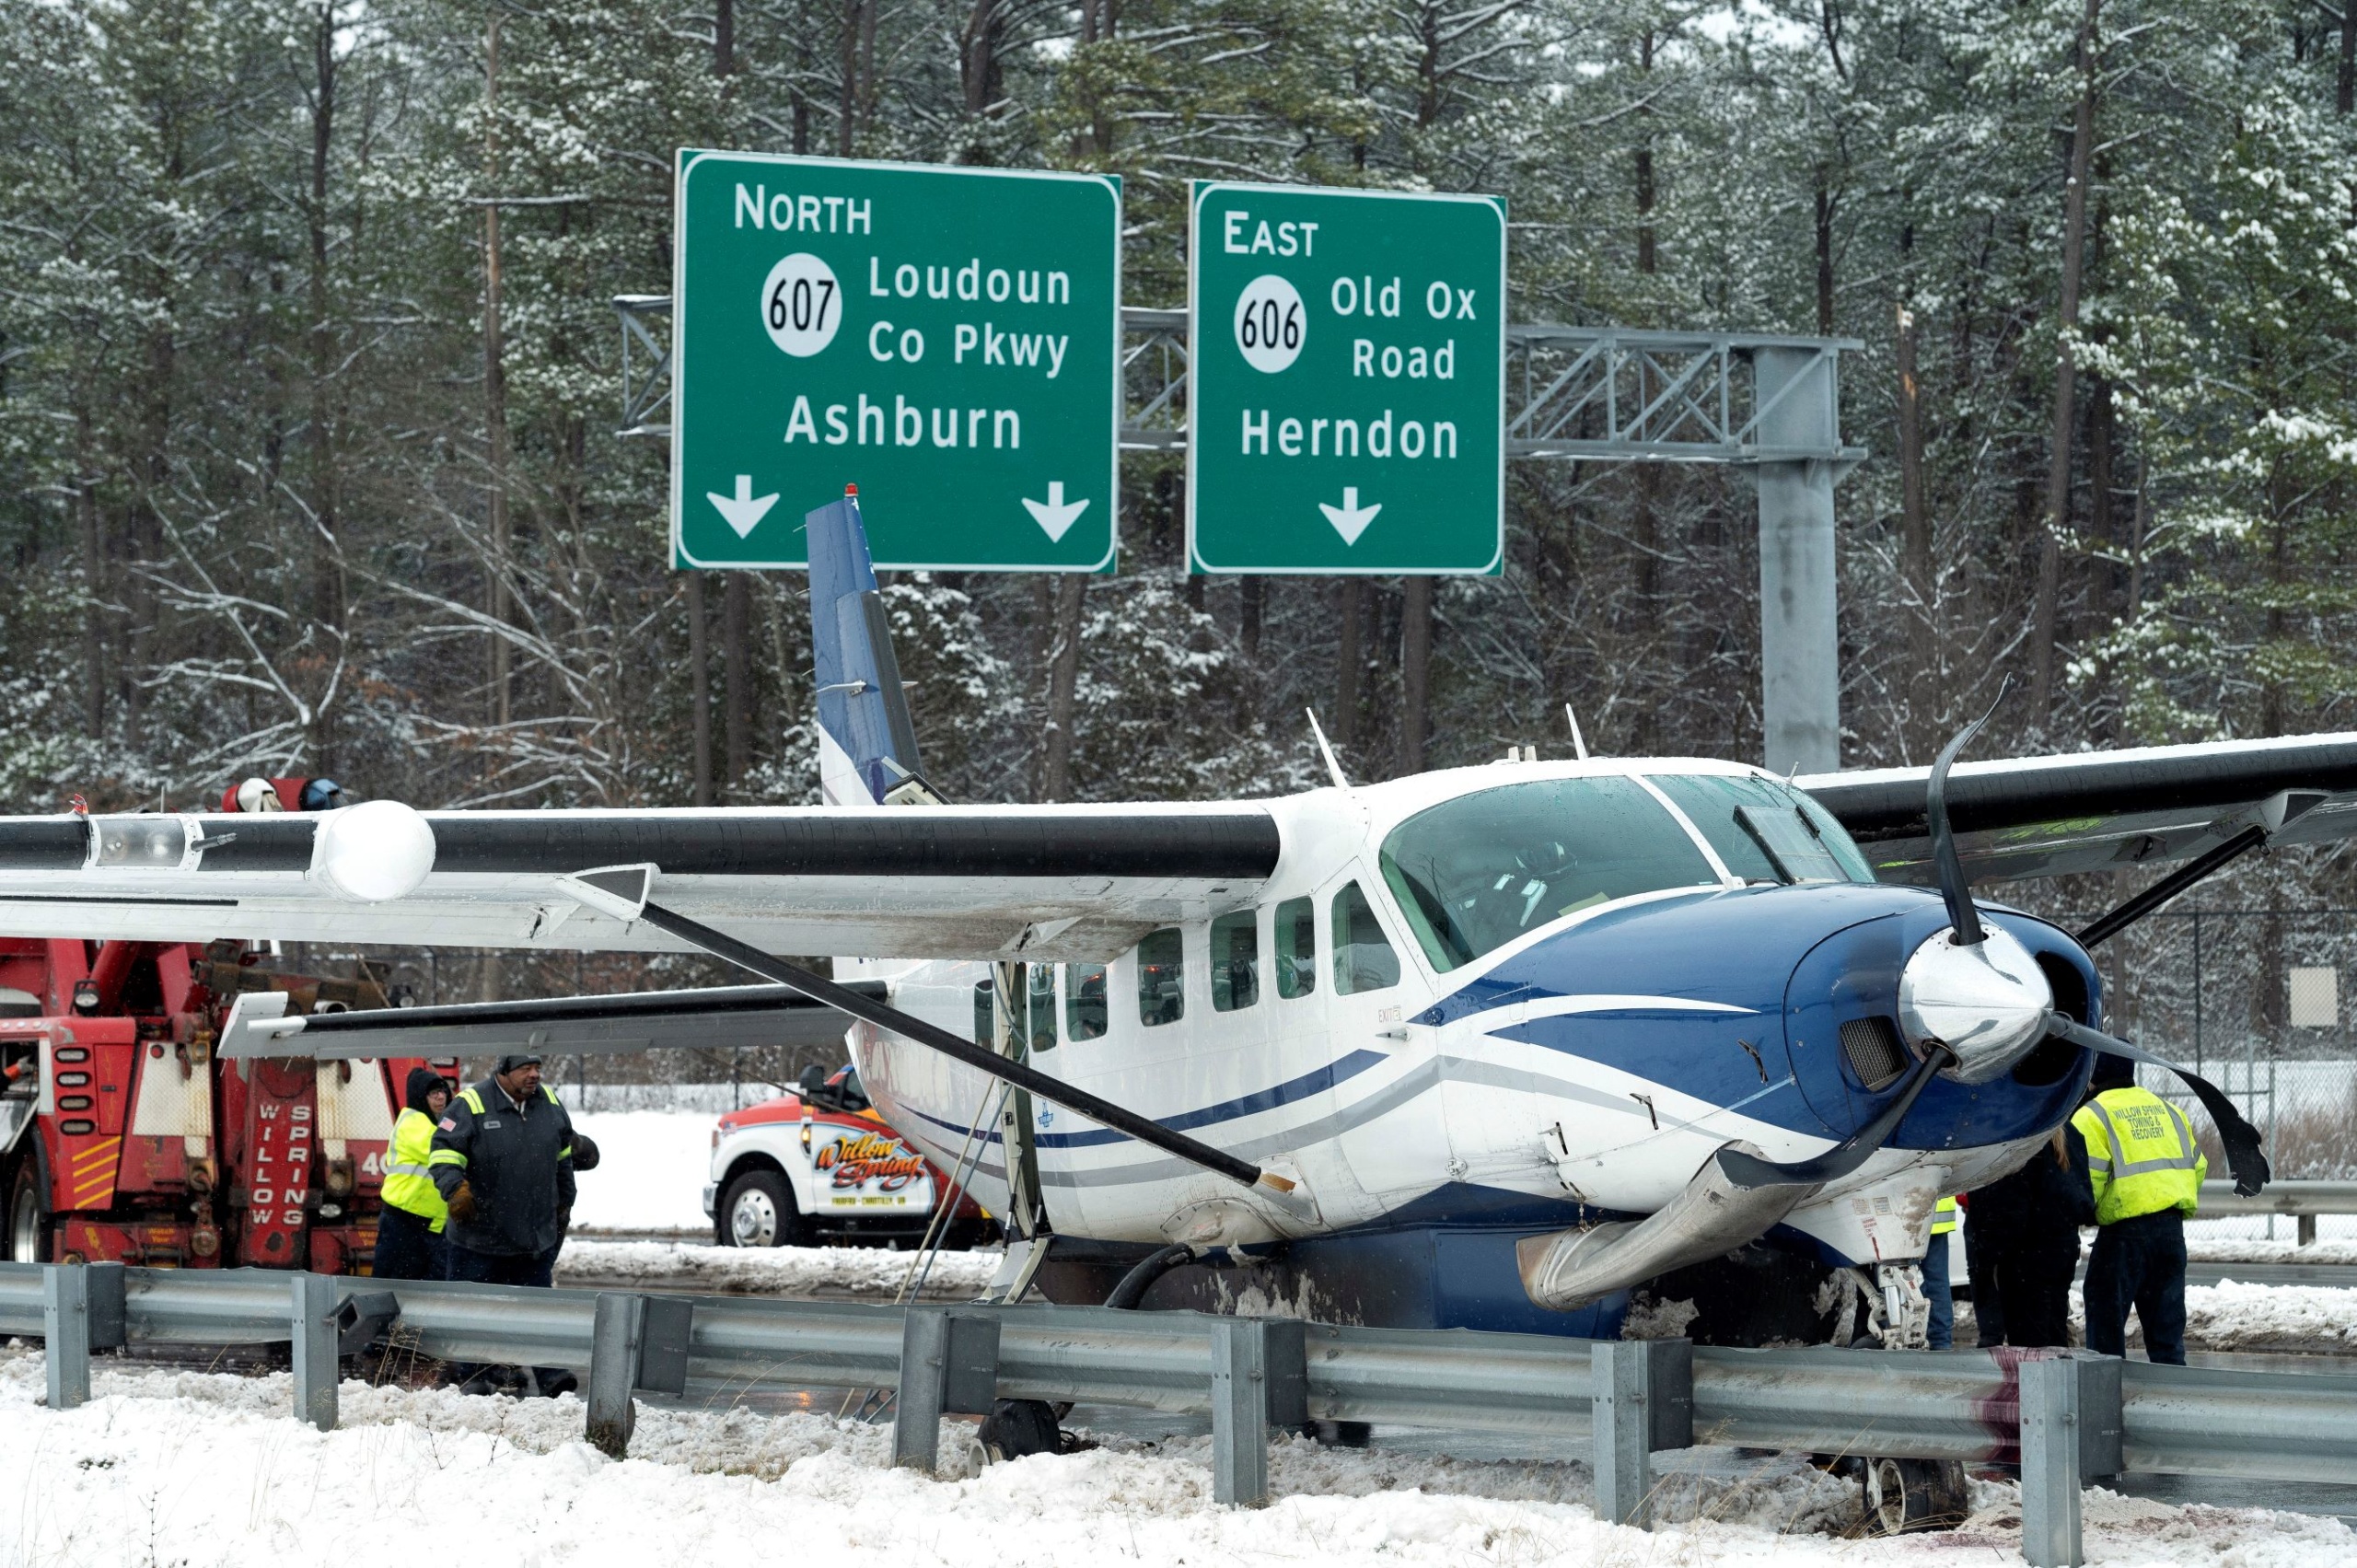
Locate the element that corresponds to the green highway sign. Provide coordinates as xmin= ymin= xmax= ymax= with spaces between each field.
xmin=1187 ymin=182 xmax=1504 ymax=575
xmin=671 ymin=151 xmax=1120 ymax=570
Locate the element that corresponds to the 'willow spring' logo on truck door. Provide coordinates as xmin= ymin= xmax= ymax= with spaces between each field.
xmin=814 ymin=1130 xmax=930 ymax=1194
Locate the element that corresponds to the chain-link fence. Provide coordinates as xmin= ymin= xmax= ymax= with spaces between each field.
xmin=2084 ymin=910 xmax=2357 ymax=1191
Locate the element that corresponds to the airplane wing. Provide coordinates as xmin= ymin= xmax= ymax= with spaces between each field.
xmin=0 ymin=804 xmax=1279 ymax=962
xmin=215 ymin=981 xmax=878 ymax=1060
xmin=1799 ymin=731 xmax=2357 ymax=885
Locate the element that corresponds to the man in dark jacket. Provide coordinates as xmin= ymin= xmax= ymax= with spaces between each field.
xmin=1960 ymin=1119 xmax=2098 ymax=1347
xmin=429 ymin=1051 xmax=575 ymax=1288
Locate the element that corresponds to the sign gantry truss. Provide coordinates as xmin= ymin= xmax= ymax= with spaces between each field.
xmin=613 ymin=298 xmax=1859 ymax=466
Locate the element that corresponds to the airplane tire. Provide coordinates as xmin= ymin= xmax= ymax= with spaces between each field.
xmin=6 ymin=1157 xmax=48 ymax=1264
xmin=1864 ymin=1457 xmax=1968 ymax=1535
xmin=718 ymin=1168 xmax=810 ymax=1249
xmin=978 ymin=1398 xmax=1066 ymax=1461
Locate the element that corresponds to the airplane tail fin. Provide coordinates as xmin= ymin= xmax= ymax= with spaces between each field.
xmin=807 ymin=487 xmax=938 ymax=807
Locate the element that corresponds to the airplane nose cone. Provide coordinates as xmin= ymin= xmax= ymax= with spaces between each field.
xmin=1897 ymin=924 xmax=2054 ymax=1084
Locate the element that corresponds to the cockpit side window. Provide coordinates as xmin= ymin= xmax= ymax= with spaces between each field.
xmin=1649 ymin=773 xmax=1874 ymax=886
xmin=1332 ymin=881 xmax=1401 ymax=993
xmin=1378 ymin=777 xmax=1722 ymax=972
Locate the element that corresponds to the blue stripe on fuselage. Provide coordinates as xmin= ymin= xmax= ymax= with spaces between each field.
xmin=903 ymin=1048 xmax=1389 ymax=1151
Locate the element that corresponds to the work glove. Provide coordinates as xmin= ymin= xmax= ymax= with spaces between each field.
xmin=447 ymin=1182 xmax=478 ymax=1224
xmin=556 ymin=1206 xmax=572 ymax=1233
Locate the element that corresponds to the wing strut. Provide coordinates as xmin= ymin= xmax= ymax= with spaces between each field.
xmin=630 ymin=900 xmax=1304 ymax=1204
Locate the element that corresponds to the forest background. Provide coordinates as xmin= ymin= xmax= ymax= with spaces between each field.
xmin=6 ymin=0 xmax=2357 ymax=1108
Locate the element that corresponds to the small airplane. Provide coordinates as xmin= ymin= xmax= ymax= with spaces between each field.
xmin=0 ymin=490 xmax=2330 ymax=1362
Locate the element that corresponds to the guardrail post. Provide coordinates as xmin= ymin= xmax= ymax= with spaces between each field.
xmin=2020 ymin=1357 xmax=2088 ymax=1568
xmin=290 ymin=1272 xmax=340 ymax=1432
xmin=1212 ymin=1317 xmax=1280 ymax=1507
xmin=1593 ymin=1338 xmax=1690 ymax=1527
xmin=588 ymin=1293 xmax=650 ymax=1458
xmin=86 ymin=1262 xmax=127 ymax=1353
xmin=894 ymin=1308 xmax=950 ymax=1470
xmin=893 ymin=1307 xmax=1001 ymax=1472
xmin=42 ymin=1264 xmax=90 ymax=1411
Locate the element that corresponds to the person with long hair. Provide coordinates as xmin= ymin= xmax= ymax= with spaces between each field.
xmin=1959 ymin=1117 xmax=2096 ymax=1347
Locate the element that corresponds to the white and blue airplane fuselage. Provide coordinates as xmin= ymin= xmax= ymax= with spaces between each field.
xmin=846 ymin=754 xmax=2095 ymax=1335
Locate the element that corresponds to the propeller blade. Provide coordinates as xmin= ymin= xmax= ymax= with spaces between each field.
xmin=2042 ymin=1013 xmax=2271 ymax=1197
xmin=1717 ymin=1046 xmax=1956 ymax=1190
xmin=1926 ymin=677 xmax=2012 ymax=948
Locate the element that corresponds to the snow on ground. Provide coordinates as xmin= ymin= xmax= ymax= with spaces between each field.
xmin=2177 ymin=1281 xmax=2357 ymax=1352
xmin=558 ymin=1238 xmax=1002 ymax=1297
xmin=2188 ymin=1236 xmax=2357 ymax=1266
xmin=568 ymin=1109 xmax=719 ymax=1234
xmin=4 ymin=1348 xmax=2351 ymax=1568
xmin=2054 ymin=1279 xmax=2357 ymax=1353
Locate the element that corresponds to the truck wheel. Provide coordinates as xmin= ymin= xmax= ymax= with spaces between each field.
xmin=719 ymin=1169 xmax=808 ymax=1249
xmin=7 ymin=1160 xmax=48 ymax=1263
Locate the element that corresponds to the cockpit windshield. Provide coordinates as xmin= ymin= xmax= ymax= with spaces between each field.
xmin=1378 ymin=777 xmax=1722 ymax=972
xmin=1647 ymin=772 xmax=1875 ymax=886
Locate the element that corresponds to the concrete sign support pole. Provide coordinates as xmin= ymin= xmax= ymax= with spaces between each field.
xmin=290 ymin=1272 xmax=341 ymax=1431
xmin=1754 ymin=346 xmax=1842 ymax=776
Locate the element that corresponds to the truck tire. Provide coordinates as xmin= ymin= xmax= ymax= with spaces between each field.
xmin=718 ymin=1168 xmax=809 ymax=1249
xmin=7 ymin=1158 xmax=49 ymax=1263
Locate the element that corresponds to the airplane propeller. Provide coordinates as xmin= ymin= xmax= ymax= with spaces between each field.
xmin=1721 ymin=690 xmax=2005 ymax=1191
xmin=2042 ymin=1013 xmax=2270 ymax=1196
xmin=1723 ymin=679 xmax=2270 ymax=1198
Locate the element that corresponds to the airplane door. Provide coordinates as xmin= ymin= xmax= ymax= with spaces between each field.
xmin=1320 ymin=873 xmax=1449 ymax=1207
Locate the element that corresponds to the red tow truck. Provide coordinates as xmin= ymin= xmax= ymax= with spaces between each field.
xmin=1 ymin=778 xmax=442 ymax=1272
xmin=0 ymin=935 xmax=441 ymax=1271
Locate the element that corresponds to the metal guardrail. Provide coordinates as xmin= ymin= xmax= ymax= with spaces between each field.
xmin=2199 ymin=1178 xmax=2357 ymax=1220
xmin=6 ymin=1261 xmax=2354 ymax=1565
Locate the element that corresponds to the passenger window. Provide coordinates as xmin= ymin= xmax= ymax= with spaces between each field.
xmin=972 ymin=980 xmax=994 ymax=1046
xmin=1137 ymin=928 xmax=1186 ymax=1027
xmin=1275 ymin=897 xmax=1317 ymax=999
xmin=1332 ymin=882 xmax=1401 ymax=994
xmin=1028 ymin=964 xmax=1058 ymax=1052
xmin=1211 ymin=911 xmax=1259 ymax=1011
xmin=1064 ymin=963 xmax=1109 ymax=1040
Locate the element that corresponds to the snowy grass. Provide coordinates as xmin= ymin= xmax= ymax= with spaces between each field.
xmin=3 ymin=1349 xmax=2351 ymax=1567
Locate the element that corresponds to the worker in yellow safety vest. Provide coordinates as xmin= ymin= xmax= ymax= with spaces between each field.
xmin=2072 ymin=1057 xmax=2206 ymax=1365
xmin=374 ymin=1067 xmax=453 ymax=1280
xmin=1923 ymin=1196 xmax=1959 ymax=1349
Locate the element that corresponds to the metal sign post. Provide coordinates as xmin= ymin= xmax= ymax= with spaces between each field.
xmin=669 ymin=151 xmax=1121 ymax=571
xmin=1186 ymin=181 xmax=1506 ymax=575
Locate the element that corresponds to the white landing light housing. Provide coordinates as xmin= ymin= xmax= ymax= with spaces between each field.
xmin=311 ymin=800 xmax=436 ymax=902
xmin=1898 ymin=924 xmax=2053 ymax=1084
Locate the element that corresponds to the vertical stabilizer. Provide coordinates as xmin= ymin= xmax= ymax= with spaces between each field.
xmin=807 ymin=489 xmax=933 ymax=807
